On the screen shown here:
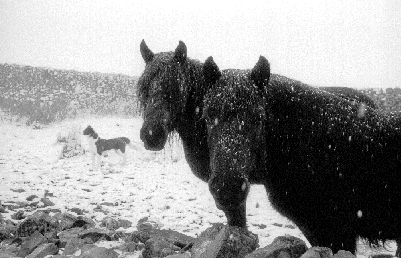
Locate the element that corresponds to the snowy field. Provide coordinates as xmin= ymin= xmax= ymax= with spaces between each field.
xmin=0 ymin=116 xmax=397 ymax=257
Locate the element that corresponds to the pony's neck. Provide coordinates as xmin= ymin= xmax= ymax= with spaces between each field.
xmin=175 ymin=59 xmax=211 ymax=182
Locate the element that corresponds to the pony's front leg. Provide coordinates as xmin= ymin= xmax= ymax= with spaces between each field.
xmin=208 ymin=174 xmax=250 ymax=228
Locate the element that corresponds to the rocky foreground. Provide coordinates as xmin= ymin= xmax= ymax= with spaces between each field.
xmin=1 ymin=196 xmax=359 ymax=258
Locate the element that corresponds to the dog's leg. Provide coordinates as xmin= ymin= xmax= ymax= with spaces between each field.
xmin=95 ymin=154 xmax=101 ymax=170
xmin=91 ymin=153 xmax=96 ymax=170
xmin=116 ymin=150 xmax=127 ymax=165
xmin=122 ymin=152 xmax=127 ymax=165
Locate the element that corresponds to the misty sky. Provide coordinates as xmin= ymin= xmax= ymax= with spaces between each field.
xmin=0 ymin=0 xmax=400 ymax=88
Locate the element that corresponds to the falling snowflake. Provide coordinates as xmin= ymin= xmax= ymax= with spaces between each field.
xmin=214 ymin=117 xmax=219 ymax=126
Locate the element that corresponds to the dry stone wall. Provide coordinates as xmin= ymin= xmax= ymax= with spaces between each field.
xmin=1 ymin=63 xmax=401 ymax=125
xmin=0 ymin=63 xmax=139 ymax=124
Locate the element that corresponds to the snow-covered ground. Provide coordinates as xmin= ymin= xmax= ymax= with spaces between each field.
xmin=0 ymin=116 xmax=396 ymax=257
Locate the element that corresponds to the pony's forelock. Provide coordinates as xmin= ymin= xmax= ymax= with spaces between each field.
xmin=137 ymin=51 xmax=203 ymax=119
xmin=204 ymin=70 xmax=266 ymax=124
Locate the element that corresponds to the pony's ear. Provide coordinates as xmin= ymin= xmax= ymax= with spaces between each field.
xmin=203 ymin=56 xmax=221 ymax=85
xmin=174 ymin=41 xmax=187 ymax=63
xmin=251 ymin=55 xmax=270 ymax=92
xmin=140 ymin=39 xmax=154 ymax=63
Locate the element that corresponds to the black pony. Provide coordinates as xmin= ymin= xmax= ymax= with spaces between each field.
xmin=202 ymin=55 xmax=401 ymax=255
xmin=137 ymin=39 xmax=376 ymax=181
xmin=138 ymin=40 xmax=211 ymax=182
xmin=137 ymin=40 xmax=385 ymax=254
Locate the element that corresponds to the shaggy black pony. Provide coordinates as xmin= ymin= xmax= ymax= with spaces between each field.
xmin=138 ymin=40 xmax=211 ymax=182
xmin=137 ymin=39 xmax=376 ymax=180
xmin=202 ymin=55 xmax=401 ymax=255
xmin=137 ymin=40 xmax=386 ymax=254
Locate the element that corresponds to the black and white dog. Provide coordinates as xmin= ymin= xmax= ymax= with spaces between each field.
xmin=83 ymin=125 xmax=135 ymax=170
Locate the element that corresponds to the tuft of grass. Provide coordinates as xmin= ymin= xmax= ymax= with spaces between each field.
xmin=58 ymin=124 xmax=86 ymax=159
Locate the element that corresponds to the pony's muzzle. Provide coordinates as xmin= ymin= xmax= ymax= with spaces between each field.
xmin=140 ymin=122 xmax=169 ymax=151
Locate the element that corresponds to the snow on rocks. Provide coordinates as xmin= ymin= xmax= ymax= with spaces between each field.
xmin=1 ymin=116 xmax=374 ymax=257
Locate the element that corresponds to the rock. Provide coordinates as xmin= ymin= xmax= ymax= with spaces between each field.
xmin=118 ymin=219 xmax=132 ymax=229
xmin=29 ymin=210 xmax=51 ymax=220
xmin=68 ymin=216 xmax=95 ymax=230
xmin=191 ymin=223 xmax=259 ymax=258
xmin=17 ymin=230 xmax=46 ymax=257
xmin=80 ymin=244 xmax=98 ymax=253
xmin=10 ymin=189 xmax=25 ymax=193
xmin=110 ymin=231 xmax=127 ymax=241
xmin=99 ymin=202 xmax=116 ymax=207
xmin=26 ymin=195 xmax=39 ymax=201
xmin=0 ymin=205 xmax=7 ymax=213
xmin=45 ymin=208 xmax=62 ymax=214
xmin=333 ymin=250 xmax=355 ymax=258
xmin=137 ymin=217 xmax=163 ymax=232
xmin=16 ymin=211 xmax=56 ymax=237
xmin=26 ymin=243 xmax=58 ymax=258
xmin=14 ymin=201 xmax=30 ymax=209
xmin=165 ymin=253 xmax=191 ymax=258
xmin=161 ymin=247 xmax=176 ymax=256
xmin=100 ymin=217 xmax=119 ymax=230
xmin=76 ymin=216 xmax=96 ymax=227
xmin=70 ymin=219 xmax=91 ymax=229
xmin=137 ymin=242 xmax=146 ymax=251
xmin=52 ymin=212 xmax=77 ymax=231
xmin=58 ymin=227 xmax=85 ymax=247
xmin=44 ymin=229 xmax=58 ymax=243
xmin=246 ymin=236 xmax=308 ymax=258
xmin=0 ymin=224 xmax=16 ymax=242
xmin=0 ymin=243 xmax=20 ymax=257
xmin=93 ymin=208 xmax=108 ymax=216
xmin=68 ymin=207 xmax=84 ymax=215
xmin=299 ymin=247 xmax=333 ymax=258
xmin=30 ymin=202 xmax=39 ymax=208
xmin=142 ymin=237 xmax=174 ymax=258
xmin=132 ymin=218 xmax=195 ymax=247
xmin=79 ymin=246 xmax=119 ymax=258
xmin=119 ymin=241 xmax=140 ymax=252
xmin=4 ymin=205 xmax=18 ymax=211
xmin=128 ymin=231 xmax=151 ymax=244
xmin=78 ymin=228 xmax=113 ymax=243
xmin=11 ymin=210 xmax=25 ymax=220
xmin=0 ymin=252 xmax=19 ymax=258
xmin=44 ymin=190 xmax=54 ymax=197
xmin=63 ymin=238 xmax=86 ymax=255
xmin=128 ymin=221 xmax=196 ymax=257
